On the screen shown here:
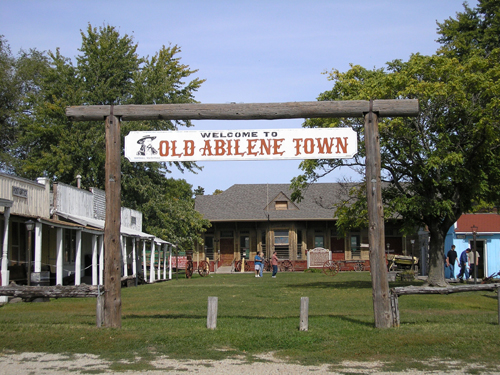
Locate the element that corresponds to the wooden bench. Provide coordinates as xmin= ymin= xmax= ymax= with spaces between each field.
xmin=390 ymin=283 xmax=500 ymax=327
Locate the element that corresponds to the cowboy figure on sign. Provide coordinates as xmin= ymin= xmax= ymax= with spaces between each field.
xmin=136 ymin=135 xmax=158 ymax=156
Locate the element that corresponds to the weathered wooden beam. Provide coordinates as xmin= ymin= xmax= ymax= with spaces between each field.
xmin=0 ymin=285 xmax=103 ymax=299
xmin=104 ymin=113 xmax=122 ymax=328
xmin=365 ymin=103 xmax=392 ymax=329
xmin=66 ymin=100 xmax=419 ymax=121
xmin=392 ymin=283 xmax=500 ymax=296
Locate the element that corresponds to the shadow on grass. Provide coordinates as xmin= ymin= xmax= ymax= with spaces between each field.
xmin=285 ymin=281 xmax=373 ymax=289
xmin=335 ymin=314 xmax=374 ymax=328
xmin=124 ymin=313 xmax=374 ymax=329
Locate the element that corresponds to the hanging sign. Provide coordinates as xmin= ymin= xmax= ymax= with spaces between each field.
xmin=125 ymin=128 xmax=357 ymax=162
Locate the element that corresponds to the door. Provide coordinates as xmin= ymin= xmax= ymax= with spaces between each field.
xmin=219 ymin=238 xmax=234 ymax=266
xmin=469 ymin=239 xmax=485 ymax=278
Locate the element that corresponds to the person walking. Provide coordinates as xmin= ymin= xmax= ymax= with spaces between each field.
xmin=467 ymin=247 xmax=480 ymax=280
xmin=457 ymin=248 xmax=471 ymax=282
xmin=446 ymin=245 xmax=458 ymax=281
xmin=271 ymin=251 xmax=279 ymax=278
xmin=254 ymin=252 xmax=262 ymax=278
xmin=259 ymin=252 xmax=264 ymax=277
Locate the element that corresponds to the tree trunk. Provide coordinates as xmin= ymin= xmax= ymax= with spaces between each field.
xmin=426 ymin=224 xmax=447 ymax=287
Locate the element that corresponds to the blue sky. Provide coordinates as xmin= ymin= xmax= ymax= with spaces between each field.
xmin=0 ymin=1 xmax=476 ymax=194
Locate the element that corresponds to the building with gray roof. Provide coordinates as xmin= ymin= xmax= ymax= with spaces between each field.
xmin=195 ymin=183 xmax=412 ymax=268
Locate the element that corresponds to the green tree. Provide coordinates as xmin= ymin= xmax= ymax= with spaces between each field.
xmin=293 ymin=51 xmax=500 ymax=287
xmin=194 ymin=186 xmax=205 ymax=196
xmin=0 ymin=36 xmax=48 ymax=172
xmin=437 ymin=0 xmax=500 ymax=58
xmin=8 ymin=24 xmax=209 ymax=247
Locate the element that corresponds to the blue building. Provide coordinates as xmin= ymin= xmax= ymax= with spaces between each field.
xmin=445 ymin=213 xmax=500 ymax=279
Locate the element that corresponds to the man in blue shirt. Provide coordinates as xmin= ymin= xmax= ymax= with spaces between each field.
xmin=254 ymin=253 xmax=262 ymax=278
xmin=457 ymin=248 xmax=471 ymax=282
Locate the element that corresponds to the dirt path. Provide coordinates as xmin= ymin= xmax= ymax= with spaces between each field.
xmin=0 ymin=352 xmax=499 ymax=374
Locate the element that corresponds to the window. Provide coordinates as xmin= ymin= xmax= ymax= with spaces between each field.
xmin=131 ymin=216 xmax=137 ymax=226
xmin=314 ymin=235 xmax=324 ymax=248
xmin=274 ymin=230 xmax=289 ymax=245
xmin=274 ymin=230 xmax=289 ymax=259
xmin=240 ymin=234 xmax=249 ymax=258
xmin=204 ymin=236 xmax=214 ymax=259
xmin=350 ymin=235 xmax=361 ymax=259
xmin=261 ymin=231 xmax=267 ymax=258
xmin=297 ymin=230 xmax=303 ymax=259
xmin=275 ymin=201 xmax=288 ymax=210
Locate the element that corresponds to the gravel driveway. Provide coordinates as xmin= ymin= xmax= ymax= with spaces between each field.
xmin=1 ymin=352 xmax=500 ymax=375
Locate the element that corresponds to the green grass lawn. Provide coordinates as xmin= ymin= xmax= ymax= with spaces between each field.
xmin=0 ymin=271 xmax=499 ymax=372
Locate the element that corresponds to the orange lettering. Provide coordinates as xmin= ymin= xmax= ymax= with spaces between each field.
xmin=159 ymin=140 xmax=170 ymax=156
xmin=247 ymin=139 xmax=258 ymax=156
xmin=215 ymin=140 xmax=226 ymax=156
xmin=336 ymin=137 xmax=348 ymax=154
xmin=184 ymin=140 xmax=194 ymax=156
xmin=199 ymin=140 xmax=213 ymax=156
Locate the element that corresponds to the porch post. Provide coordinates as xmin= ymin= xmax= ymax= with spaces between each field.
xmin=169 ymin=244 xmax=172 ymax=280
xmin=92 ymin=234 xmax=98 ymax=285
xmin=142 ymin=240 xmax=147 ymax=280
xmin=99 ymin=235 xmax=104 ymax=285
xmin=34 ymin=222 xmax=42 ymax=273
xmin=1 ymin=207 xmax=11 ymax=287
xmin=163 ymin=244 xmax=167 ymax=279
xmin=132 ymin=238 xmax=137 ymax=276
xmin=157 ymin=243 xmax=162 ymax=280
xmin=1 ymin=206 xmax=11 ymax=303
xmin=121 ymin=235 xmax=128 ymax=277
xmin=56 ymin=228 xmax=63 ymax=285
xmin=75 ymin=229 xmax=82 ymax=285
xmin=149 ymin=240 xmax=155 ymax=283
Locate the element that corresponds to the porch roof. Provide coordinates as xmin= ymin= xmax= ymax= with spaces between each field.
xmin=456 ymin=213 xmax=500 ymax=234
xmin=55 ymin=211 xmax=164 ymax=242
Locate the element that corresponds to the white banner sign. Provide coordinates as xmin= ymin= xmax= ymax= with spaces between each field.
xmin=125 ymin=128 xmax=357 ymax=162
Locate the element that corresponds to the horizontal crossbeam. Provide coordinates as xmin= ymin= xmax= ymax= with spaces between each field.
xmin=66 ymin=100 xmax=419 ymax=121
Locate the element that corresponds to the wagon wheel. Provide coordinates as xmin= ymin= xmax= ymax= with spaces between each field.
xmin=264 ymin=259 xmax=271 ymax=272
xmin=185 ymin=260 xmax=194 ymax=279
xmin=280 ymin=260 xmax=294 ymax=272
xmin=234 ymin=260 xmax=242 ymax=272
xmin=244 ymin=261 xmax=251 ymax=272
xmin=354 ymin=261 xmax=365 ymax=272
xmin=198 ymin=260 xmax=210 ymax=277
xmin=322 ymin=260 xmax=339 ymax=276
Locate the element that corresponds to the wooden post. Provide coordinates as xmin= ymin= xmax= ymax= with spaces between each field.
xmin=96 ymin=292 xmax=104 ymax=327
xmin=207 ymin=296 xmax=218 ymax=329
xmin=104 ymin=109 xmax=122 ymax=328
xmin=390 ymin=293 xmax=400 ymax=328
xmin=300 ymin=297 xmax=309 ymax=331
xmin=365 ymin=101 xmax=392 ymax=328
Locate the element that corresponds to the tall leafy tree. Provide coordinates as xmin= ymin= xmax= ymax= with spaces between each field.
xmin=0 ymin=36 xmax=48 ymax=172
xmin=293 ymin=42 xmax=500 ymax=286
xmin=8 ymin=24 xmax=209 ymax=247
xmin=437 ymin=0 xmax=500 ymax=58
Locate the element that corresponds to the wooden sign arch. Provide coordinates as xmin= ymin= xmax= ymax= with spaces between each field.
xmin=67 ymin=99 xmax=419 ymax=329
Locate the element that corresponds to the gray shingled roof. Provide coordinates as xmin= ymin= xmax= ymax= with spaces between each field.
xmin=195 ymin=183 xmax=356 ymax=222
